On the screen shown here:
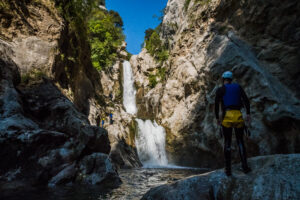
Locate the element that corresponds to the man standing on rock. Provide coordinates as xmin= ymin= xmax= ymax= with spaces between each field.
xmin=215 ymin=71 xmax=251 ymax=176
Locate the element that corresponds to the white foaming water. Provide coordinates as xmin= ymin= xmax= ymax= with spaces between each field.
xmin=135 ymin=119 xmax=168 ymax=167
xmin=122 ymin=61 xmax=137 ymax=115
xmin=122 ymin=60 xmax=168 ymax=167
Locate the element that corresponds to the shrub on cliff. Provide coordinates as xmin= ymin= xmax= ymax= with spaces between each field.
xmin=148 ymin=67 xmax=166 ymax=88
xmin=148 ymin=74 xmax=158 ymax=88
xmin=145 ymin=28 xmax=155 ymax=41
xmin=145 ymin=30 xmax=169 ymax=63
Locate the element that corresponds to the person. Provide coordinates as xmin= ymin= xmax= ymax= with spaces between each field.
xmin=101 ymin=118 xmax=105 ymax=128
xmin=109 ymin=92 xmax=113 ymax=101
xmin=109 ymin=113 xmax=113 ymax=125
xmin=215 ymin=71 xmax=251 ymax=176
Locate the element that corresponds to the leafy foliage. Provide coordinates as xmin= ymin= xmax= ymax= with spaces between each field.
xmin=144 ymin=28 xmax=155 ymax=41
xmin=147 ymin=67 xmax=166 ymax=88
xmin=54 ymin=0 xmax=98 ymax=67
xmin=145 ymin=30 xmax=169 ymax=63
xmin=88 ymin=9 xmax=125 ymax=70
xmin=148 ymin=74 xmax=158 ymax=88
xmin=108 ymin=10 xmax=123 ymax=28
xmin=55 ymin=0 xmax=125 ymax=71
xmin=143 ymin=8 xmax=168 ymax=88
xmin=157 ymin=67 xmax=166 ymax=80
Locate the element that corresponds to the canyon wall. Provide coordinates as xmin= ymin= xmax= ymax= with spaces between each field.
xmin=131 ymin=0 xmax=300 ymax=167
xmin=0 ymin=0 xmax=124 ymax=188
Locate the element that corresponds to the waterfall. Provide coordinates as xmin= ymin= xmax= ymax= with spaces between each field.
xmin=122 ymin=61 xmax=168 ymax=167
xmin=123 ymin=61 xmax=137 ymax=115
xmin=135 ymin=119 xmax=168 ymax=167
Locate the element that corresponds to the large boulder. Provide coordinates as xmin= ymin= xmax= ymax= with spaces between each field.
xmin=76 ymin=153 xmax=121 ymax=187
xmin=142 ymin=154 xmax=300 ymax=200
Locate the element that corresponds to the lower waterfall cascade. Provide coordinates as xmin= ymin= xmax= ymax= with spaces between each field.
xmin=135 ymin=119 xmax=168 ymax=167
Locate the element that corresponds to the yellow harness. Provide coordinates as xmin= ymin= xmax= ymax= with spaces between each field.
xmin=222 ymin=110 xmax=244 ymax=128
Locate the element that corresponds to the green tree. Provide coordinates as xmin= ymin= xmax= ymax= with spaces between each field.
xmin=145 ymin=31 xmax=161 ymax=55
xmin=109 ymin=10 xmax=123 ymax=28
xmin=144 ymin=28 xmax=155 ymax=41
xmin=145 ymin=30 xmax=168 ymax=63
xmin=54 ymin=0 xmax=126 ymax=71
xmin=88 ymin=9 xmax=125 ymax=70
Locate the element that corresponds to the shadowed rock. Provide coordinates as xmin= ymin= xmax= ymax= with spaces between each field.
xmin=142 ymin=154 xmax=300 ymax=200
xmin=0 ymin=51 xmax=119 ymax=188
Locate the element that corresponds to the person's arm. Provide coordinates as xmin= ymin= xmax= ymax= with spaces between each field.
xmin=240 ymin=87 xmax=250 ymax=114
xmin=215 ymin=88 xmax=221 ymax=120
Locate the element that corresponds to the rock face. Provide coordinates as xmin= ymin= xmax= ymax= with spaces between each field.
xmin=0 ymin=0 xmax=120 ymax=187
xmin=0 ymin=55 xmax=120 ymax=187
xmin=0 ymin=0 xmax=105 ymax=116
xmin=131 ymin=49 xmax=163 ymax=120
xmin=142 ymin=154 xmax=300 ymax=200
xmin=131 ymin=0 xmax=300 ymax=167
xmin=99 ymin=46 xmax=142 ymax=169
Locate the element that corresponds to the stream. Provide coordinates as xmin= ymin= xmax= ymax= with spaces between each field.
xmin=1 ymin=168 xmax=207 ymax=200
xmin=100 ymin=167 xmax=207 ymax=199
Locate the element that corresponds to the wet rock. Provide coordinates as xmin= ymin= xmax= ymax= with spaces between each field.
xmin=77 ymin=153 xmax=121 ymax=187
xmin=142 ymin=154 xmax=300 ymax=200
xmin=110 ymin=137 xmax=142 ymax=169
xmin=48 ymin=163 xmax=76 ymax=186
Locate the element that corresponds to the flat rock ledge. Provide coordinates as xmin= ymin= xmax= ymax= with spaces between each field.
xmin=142 ymin=154 xmax=300 ymax=200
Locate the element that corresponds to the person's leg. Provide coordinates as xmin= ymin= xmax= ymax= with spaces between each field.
xmin=223 ymin=126 xmax=232 ymax=176
xmin=235 ymin=127 xmax=251 ymax=173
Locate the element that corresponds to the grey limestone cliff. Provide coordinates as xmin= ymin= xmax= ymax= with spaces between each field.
xmin=131 ymin=0 xmax=300 ymax=167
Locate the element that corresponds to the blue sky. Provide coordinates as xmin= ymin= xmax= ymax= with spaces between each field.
xmin=106 ymin=0 xmax=168 ymax=55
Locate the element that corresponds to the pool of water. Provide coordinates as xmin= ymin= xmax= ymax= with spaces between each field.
xmin=1 ymin=167 xmax=208 ymax=200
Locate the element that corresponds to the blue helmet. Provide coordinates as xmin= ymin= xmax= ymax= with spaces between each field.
xmin=222 ymin=71 xmax=233 ymax=79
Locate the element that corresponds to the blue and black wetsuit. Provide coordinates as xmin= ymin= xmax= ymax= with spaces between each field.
xmin=109 ymin=113 xmax=113 ymax=124
xmin=214 ymin=83 xmax=251 ymax=175
xmin=215 ymin=83 xmax=250 ymax=120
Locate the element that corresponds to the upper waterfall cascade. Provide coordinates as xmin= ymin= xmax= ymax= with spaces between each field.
xmin=123 ymin=61 xmax=137 ymax=115
xmin=122 ymin=61 xmax=168 ymax=167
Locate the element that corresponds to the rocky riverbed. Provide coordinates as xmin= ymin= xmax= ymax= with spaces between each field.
xmin=1 ymin=167 xmax=207 ymax=200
